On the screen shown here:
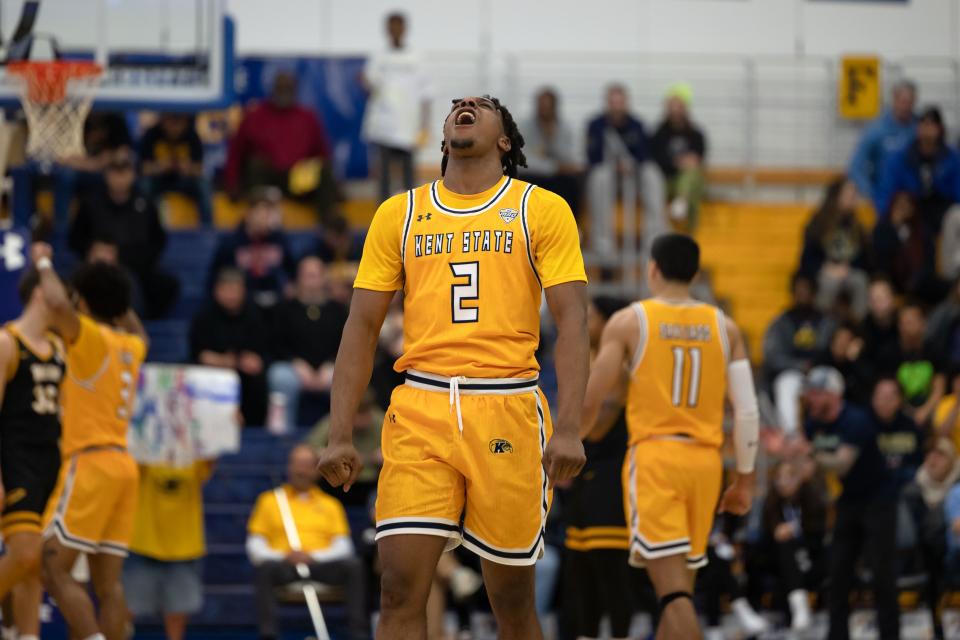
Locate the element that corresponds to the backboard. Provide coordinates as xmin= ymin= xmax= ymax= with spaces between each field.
xmin=0 ymin=0 xmax=233 ymax=111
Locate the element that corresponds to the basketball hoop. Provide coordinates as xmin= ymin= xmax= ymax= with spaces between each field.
xmin=7 ymin=60 xmax=102 ymax=164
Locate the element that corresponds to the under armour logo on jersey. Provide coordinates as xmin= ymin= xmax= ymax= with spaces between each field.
xmin=417 ymin=213 xmax=432 ymax=222
xmin=499 ymin=208 xmax=519 ymax=224
xmin=489 ymin=439 xmax=513 ymax=454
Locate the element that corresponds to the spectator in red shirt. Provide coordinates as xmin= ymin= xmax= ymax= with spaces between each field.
xmin=224 ymin=71 xmax=339 ymax=218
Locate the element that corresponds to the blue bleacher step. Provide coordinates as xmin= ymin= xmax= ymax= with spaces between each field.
xmin=204 ymin=544 xmax=254 ymax=586
xmin=203 ymin=468 xmax=277 ymax=504
xmin=205 ymin=504 xmax=253 ymax=546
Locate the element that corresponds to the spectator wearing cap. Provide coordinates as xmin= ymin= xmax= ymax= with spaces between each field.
xmin=68 ymin=147 xmax=180 ymax=319
xmin=139 ymin=113 xmax=213 ymax=227
xmin=519 ymin=88 xmax=582 ymax=214
xmin=266 ymin=256 xmax=349 ymax=427
xmin=224 ymin=71 xmax=338 ymax=218
xmin=848 ymin=80 xmax=917 ymax=204
xmin=651 ymin=83 xmax=707 ymax=230
xmin=207 ymin=187 xmax=297 ymax=308
xmin=802 ymin=365 xmax=899 ymax=640
xmin=875 ymin=106 xmax=960 ymax=228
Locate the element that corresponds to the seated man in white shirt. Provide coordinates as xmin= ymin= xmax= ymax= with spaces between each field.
xmin=246 ymin=445 xmax=368 ymax=640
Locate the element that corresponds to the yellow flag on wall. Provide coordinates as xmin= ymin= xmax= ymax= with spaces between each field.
xmin=839 ymin=56 xmax=881 ymax=120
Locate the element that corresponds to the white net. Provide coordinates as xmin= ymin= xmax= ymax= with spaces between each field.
xmin=8 ymin=62 xmax=102 ymax=165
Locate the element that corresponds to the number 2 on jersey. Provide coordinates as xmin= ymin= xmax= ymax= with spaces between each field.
xmin=450 ymin=262 xmax=479 ymax=323
xmin=670 ymin=346 xmax=702 ymax=407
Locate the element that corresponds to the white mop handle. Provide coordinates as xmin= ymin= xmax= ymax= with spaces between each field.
xmin=274 ymin=487 xmax=332 ymax=640
xmin=274 ymin=487 xmax=304 ymax=551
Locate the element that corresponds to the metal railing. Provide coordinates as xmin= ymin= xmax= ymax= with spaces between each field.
xmin=422 ymin=52 xmax=960 ymax=170
xmin=417 ymin=52 xmax=960 ymax=296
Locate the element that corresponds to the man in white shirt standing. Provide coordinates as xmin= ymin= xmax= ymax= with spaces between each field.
xmin=361 ymin=12 xmax=433 ymax=201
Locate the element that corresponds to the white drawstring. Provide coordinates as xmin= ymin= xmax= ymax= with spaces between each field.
xmin=449 ymin=376 xmax=464 ymax=436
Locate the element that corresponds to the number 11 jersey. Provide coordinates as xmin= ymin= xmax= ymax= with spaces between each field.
xmin=355 ymin=176 xmax=586 ymax=378
xmin=626 ymin=299 xmax=730 ymax=449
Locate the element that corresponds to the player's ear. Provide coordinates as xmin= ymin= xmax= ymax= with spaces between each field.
xmin=498 ymin=134 xmax=512 ymax=154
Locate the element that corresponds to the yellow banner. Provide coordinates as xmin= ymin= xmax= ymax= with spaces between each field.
xmin=839 ymin=56 xmax=881 ymax=120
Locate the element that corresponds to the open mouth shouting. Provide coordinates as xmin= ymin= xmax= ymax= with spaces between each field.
xmin=454 ymin=106 xmax=478 ymax=127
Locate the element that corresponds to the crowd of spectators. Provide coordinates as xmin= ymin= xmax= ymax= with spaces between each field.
xmin=748 ymin=78 xmax=960 ymax=638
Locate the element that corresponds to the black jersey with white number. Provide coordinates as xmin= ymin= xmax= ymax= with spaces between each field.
xmin=0 ymin=329 xmax=65 ymax=446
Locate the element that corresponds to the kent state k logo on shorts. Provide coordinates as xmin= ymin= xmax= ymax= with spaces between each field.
xmin=489 ymin=439 xmax=513 ymax=454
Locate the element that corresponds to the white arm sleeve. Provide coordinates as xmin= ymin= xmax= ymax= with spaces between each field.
xmin=246 ymin=535 xmax=285 ymax=566
xmin=727 ymin=359 xmax=760 ymax=474
xmin=309 ymin=535 xmax=354 ymax=564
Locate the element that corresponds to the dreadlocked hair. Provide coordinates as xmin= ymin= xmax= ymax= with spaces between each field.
xmin=441 ymin=95 xmax=527 ymax=178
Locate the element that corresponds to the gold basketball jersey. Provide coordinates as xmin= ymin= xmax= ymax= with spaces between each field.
xmin=625 ymin=299 xmax=729 ymax=448
xmin=355 ymin=176 xmax=586 ymax=378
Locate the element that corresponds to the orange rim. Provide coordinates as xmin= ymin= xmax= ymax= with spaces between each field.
xmin=7 ymin=60 xmax=102 ymax=103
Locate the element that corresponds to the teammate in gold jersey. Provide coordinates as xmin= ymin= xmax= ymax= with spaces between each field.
xmin=319 ymin=95 xmax=589 ymax=639
xmin=582 ymin=234 xmax=760 ymax=640
xmin=32 ymin=244 xmax=147 ymax=640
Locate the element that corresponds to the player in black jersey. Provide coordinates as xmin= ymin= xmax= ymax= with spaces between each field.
xmin=565 ymin=296 xmax=635 ymax=640
xmin=0 ymin=267 xmax=66 ymax=640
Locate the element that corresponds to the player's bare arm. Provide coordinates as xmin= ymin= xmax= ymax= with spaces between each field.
xmin=318 ymin=288 xmax=394 ymax=491
xmin=542 ymin=281 xmax=589 ymax=487
xmin=589 ymin=378 xmax=627 ymax=444
xmin=30 ymin=243 xmax=80 ymax=345
xmin=718 ymin=316 xmax=760 ymax=516
xmin=581 ymin=307 xmax=637 ymax=440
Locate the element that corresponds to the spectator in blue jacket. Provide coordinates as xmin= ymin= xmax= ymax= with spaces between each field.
xmin=207 ymin=186 xmax=296 ymax=308
xmin=848 ymin=80 xmax=917 ymax=204
xmin=875 ymin=106 xmax=960 ymax=231
xmin=585 ymin=84 xmax=666 ymax=259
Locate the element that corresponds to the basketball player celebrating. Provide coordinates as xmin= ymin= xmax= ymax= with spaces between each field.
xmin=583 ymin=234 xmax=760 ymax=640
xmin=0 ymin=269 xmax=66 ymax=640
xmin=319 ymin=95 xmax=589 ymax=639
xmin=32 ymin=244 xmax=147 ymax=640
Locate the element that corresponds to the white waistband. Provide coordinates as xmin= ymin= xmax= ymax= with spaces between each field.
xmin=404 ymin=369 xmax=539 ymax=396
